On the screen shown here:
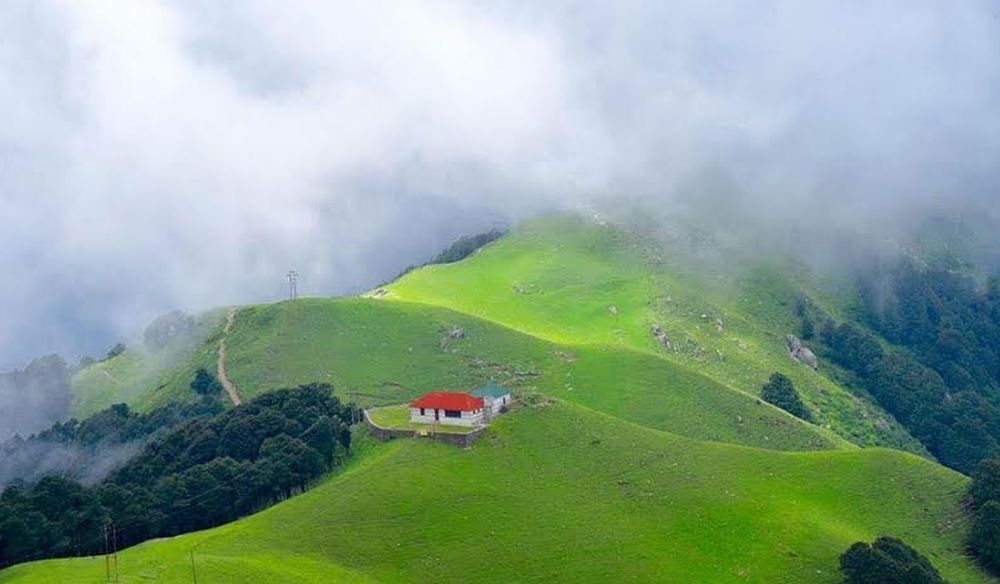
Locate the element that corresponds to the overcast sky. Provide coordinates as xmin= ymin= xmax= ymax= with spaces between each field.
xmin=2 ymin=0 xmax=1000 ymax=369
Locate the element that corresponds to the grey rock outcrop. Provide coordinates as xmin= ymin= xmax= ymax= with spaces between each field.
xmin=785 ymin=334 xmax=818 ymax=370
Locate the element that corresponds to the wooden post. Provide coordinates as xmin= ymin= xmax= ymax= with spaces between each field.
xmin=190 ymin=550 xmax=199 ymax=584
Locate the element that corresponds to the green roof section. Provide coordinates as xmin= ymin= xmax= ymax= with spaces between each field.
xmin=472 ymin=383 xmax=511 ymax=399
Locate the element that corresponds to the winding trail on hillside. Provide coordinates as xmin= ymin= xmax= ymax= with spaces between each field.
xmin=217 ymin=307 xmax=242 ymax=406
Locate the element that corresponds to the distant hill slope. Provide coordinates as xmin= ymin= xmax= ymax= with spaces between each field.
xmin=0 ymin=402 xmax=987 ymax=584
xmin=70 ymin=309 xmax=225 ymax=416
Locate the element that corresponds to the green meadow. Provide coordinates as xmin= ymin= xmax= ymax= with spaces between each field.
xmin=0 ymin=404 xmax=987 ymax=583
xmin=13 ymin=214 xmax=988 ymax=582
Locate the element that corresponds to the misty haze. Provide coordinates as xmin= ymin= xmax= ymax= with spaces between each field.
xmin=2 ymin=2 xmax=1000 ymax=583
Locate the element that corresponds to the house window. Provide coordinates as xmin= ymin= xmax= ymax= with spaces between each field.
xmin=420 ymin=408 xmax=425 ymax=416
xmin=444 ymin=409 xmax=461 ymax=418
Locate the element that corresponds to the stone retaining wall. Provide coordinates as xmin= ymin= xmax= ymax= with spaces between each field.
xmin=363 ymin=409 xmax=485 ymax=448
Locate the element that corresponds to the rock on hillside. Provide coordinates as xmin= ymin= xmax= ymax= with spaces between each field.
xmin=786 ymin=334 xmax=819 ymax=370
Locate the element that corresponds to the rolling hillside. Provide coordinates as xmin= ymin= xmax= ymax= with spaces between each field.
xmin=71 ymin=309 xmax=226 ymax=416
xmin=384 ymin=214 xmax=917 ymax=450
xmin=0 ymin=403 xmax=987 ymax=583
xmin=18 ymin=213 xmax=989 ymax=583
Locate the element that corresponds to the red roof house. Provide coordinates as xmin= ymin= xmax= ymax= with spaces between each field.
xmin=410 ymin=391 xmax=485 ymax=426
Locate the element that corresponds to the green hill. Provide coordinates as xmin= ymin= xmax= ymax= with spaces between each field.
xmin=14 ymin=213 xmax=988 ymax=583
xmin=383 ymin=215 xmax=916 ymax=450
xmin=71 ymin=309 xmax=225 ymax=416
xmin=0 ymin=402 xmax=985 ymax=583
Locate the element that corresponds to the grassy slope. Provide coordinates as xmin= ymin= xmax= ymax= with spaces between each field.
xmin=17 ymin=214 xmax=991 ymax=583
xmin=383 ymin=215 xmax=919 ymax=451
xmin=67 ymin=294 xmax=836 ymax=450
xmin=223 ymin=297 xmax=837 ymax=451
xmin=71 ymin=309 xmax=226 ymax=417
xmin=0 ymin=402 xmax=987 ymax=584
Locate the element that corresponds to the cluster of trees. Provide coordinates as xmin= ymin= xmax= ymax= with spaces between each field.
xmin=1 ymin=398 xmax=222 ymax=486
xmin=430 ymin=229 xmax=506 ymax=264
xmin=104 ymin=343 xmax=127 ymax=361
xmin=968 ymin=459 xmax=1000 ymax=575
xmin=818 ymin=319 xmax=1000 ymax=473
xmin=859 ymin=261 xmax=1000 ymax=393
xmin=839 ymin=536 xmax=946 ymax=584
xmin=391 ymin=228 xmax=507 ymax=283
xmin=0 ymin=383 xmax=355 ymax=567
xmin=760 ymin=373 xmax=813 ymax=421
xmin=850 ymin=260 xmax=1000 ymax=473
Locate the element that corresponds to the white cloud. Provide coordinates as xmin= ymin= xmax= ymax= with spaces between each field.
xmin=1 ymin=0 xmax=1000 ymax=368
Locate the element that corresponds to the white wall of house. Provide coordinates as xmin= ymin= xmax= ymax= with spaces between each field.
xmin=482 ymin=394 xmax=512 ymax=416
xmin=409 ymin=407 xmax=484 ymax=426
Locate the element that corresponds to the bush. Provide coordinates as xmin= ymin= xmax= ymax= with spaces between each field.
xmin=190 ymin=368 xmax=223 ymax=396
xmin=971 ymin=459 xmax=1000 ymax=510
xmin=839 ymin=536 xmax=946 ymax=584
xmin=971 ymin=501 xmax=1000 ymax=575
xmin=760 ymin=373 xmax=812 ymax=421
xmin=105 ymin=343 xmax=127 ymax=361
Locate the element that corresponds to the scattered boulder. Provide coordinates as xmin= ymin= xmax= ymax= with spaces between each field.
xmin=651 ymin=324 xmax=676 ymax=350
xmin=439 ymin=326 xmax=466 ymax=349
xmin=785 ymin=334 xmax=819 ymax=370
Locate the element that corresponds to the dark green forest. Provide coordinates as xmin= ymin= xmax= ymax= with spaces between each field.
xmin=803 ymin=259 xmax=1000 ymax=473
xmin=0 ymin=383 xmax=355 ymax=567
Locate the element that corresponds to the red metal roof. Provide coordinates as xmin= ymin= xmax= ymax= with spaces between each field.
xmin=411 ymin=391 xmax=484 ymax=411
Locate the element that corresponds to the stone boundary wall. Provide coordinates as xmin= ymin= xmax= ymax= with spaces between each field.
xmin=363 ymin=409 xmax=486 ymax=448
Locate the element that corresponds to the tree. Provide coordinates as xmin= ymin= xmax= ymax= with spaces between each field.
xmin=190 ymin=368 xmax=222 ymax=396
xmin=970 ymin=501 xmax=1000 ymax=575
xmin=105 ymin=343 xmax=127 ymax=360
xmin=839 ymin=536 xmax=946 ymax=584
xmin=760 ymin=373 xmax=813 ymax=421
xmin=970 ymin=458 xmax=1000 ymax=509
xmin=801 ymin=316 xmax=815 ymax=340
xmin=0 ymin=382 xmax=356 ymax=568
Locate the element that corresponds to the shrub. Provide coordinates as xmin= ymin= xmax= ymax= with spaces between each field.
xmin=839 ymin=536 xmax=946 ymax=584
xmin=760 ymin=373 xmax=812 ymax=421
xmin=190 ymin=368 xmax=223 ymax=396
xmin=105 ymin=343 xmax=127 ymax=360
xmin=970 ymin=501 xmax=1000 ymax=575
xmin=971 ymin=459 xmax=1000 ymax=509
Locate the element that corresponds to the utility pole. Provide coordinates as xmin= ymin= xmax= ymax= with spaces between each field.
xmin=104 ymin=523 xmax=110 ymax=583
xmin=111 ymin=523 xmax=119 ymax=582
xmin=190 ymin=550 xmax=199 ymax=584
xmin=287 ymin=269 xmax=299 ymax=300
